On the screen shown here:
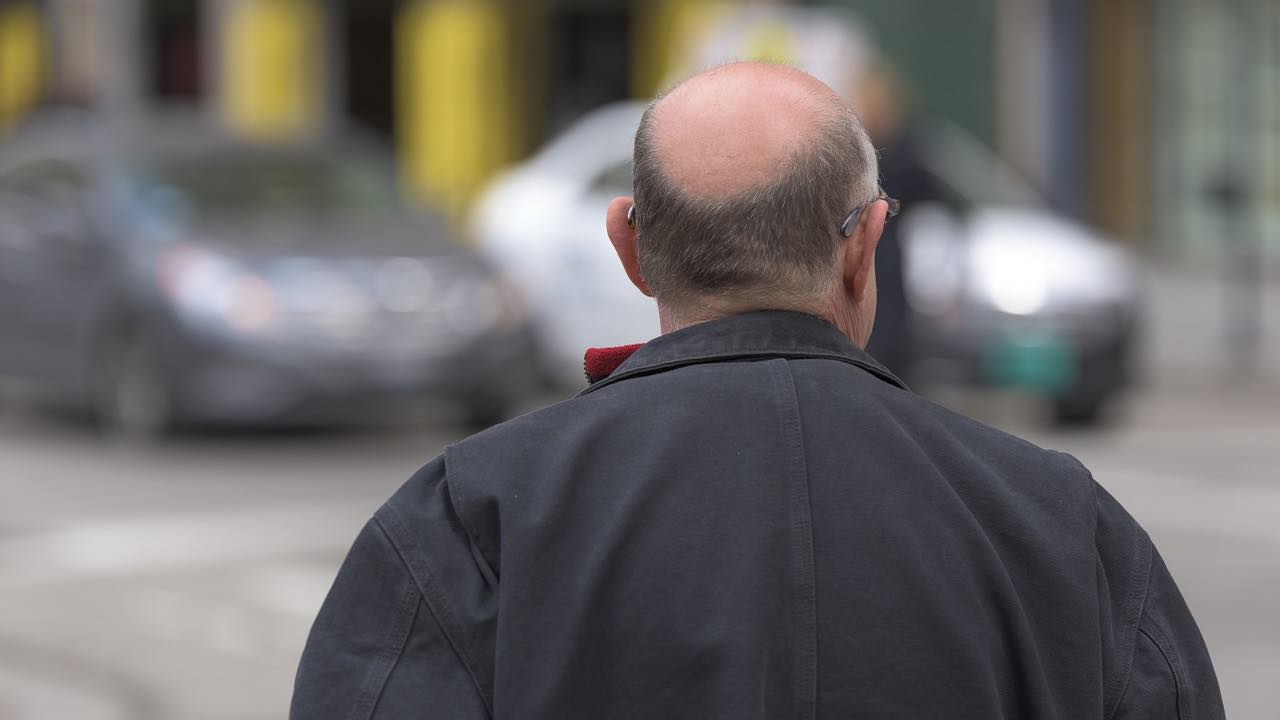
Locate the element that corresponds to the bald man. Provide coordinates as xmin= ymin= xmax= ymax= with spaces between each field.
xmin=292 ymin=64 xmax=1222 ymax=719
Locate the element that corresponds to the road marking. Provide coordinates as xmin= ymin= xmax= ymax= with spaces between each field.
xmin=1098 ymin=468 xmax=1280 ymax=545
xmin=0 ymin=502 xmax=369 ymax=590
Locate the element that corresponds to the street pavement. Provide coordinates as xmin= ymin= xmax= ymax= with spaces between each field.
xmin=0 ymin=265 xmax=1277 ymax=720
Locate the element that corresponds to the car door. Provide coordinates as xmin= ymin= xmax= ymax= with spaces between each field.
xmin=566 ymin=156 xmax=659 ymax=347
xmin=0 ymin=164 xmax=51 ymax=378
xmin=0 ymin=160 xmax=108 ymax=386
xmin=0 ymin=177 xmax=35 ymax=376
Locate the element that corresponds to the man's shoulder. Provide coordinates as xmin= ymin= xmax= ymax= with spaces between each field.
xmin=452 ymin=391 xmax=604 ymax=452
xmin=456 ymin=361 xmax=1094 ymax=500
xmin=441 ymin=391 xmax=614 ymax=487
xmin=907 ymin=384 xmax=1090 ymax=474
xmin=454 ymin=358 xmax=1095 ymax=479
xmin=794 ymin=354 xmax=1093 ymax=480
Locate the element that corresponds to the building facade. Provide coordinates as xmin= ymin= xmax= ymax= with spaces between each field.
xmin=1 ymin=0 xmax=1276 ymax=263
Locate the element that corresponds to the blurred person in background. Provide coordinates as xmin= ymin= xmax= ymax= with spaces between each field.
xmin=291 ymin=63 xmax=1221 ymax=719
xmin=856 ymin=58 xmax=946 ymax=383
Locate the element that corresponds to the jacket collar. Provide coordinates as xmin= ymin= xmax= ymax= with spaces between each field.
xmin=579 ymin=310 xmax=908 ymax=396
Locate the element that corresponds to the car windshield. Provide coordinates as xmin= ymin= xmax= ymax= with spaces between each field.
xmin=917 ymin=122 xmax=1044 ymax=210
xmin=135 ymin=152 xmax=401 ymax=224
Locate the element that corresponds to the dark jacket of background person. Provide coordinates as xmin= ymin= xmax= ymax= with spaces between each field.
xmin=290 ymin=311 xmax=1223 ymax=719
xmin=865 ymin=123 xmax=947 ymax=381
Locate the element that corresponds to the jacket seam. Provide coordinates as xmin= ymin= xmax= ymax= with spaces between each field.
xmin=443 ymin=445 xmax=501 ymax=579
xmin=1137 ymin=623 xmax=1187 ymax=719
xmin=768 ymin=359 xmax=819 ymax=720
xmin=347 ymin=570 xmax=421 ymax=720
xmin=375 ymin=509 xmax=495 ymax=718
xmin=1104 ymin=533 xmax=1155 ymax=720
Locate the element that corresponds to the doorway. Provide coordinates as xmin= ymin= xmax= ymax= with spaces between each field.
xmin=545 ymin=1 xmax=632 ymax=135
xmin=146 ymin=0 xmax=202 ymax=99
xmin=342 ymin=0 xmax=396 ymax=143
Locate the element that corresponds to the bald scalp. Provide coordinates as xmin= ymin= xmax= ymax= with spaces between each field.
xmin=647 ymin=63 xmax=846 ymax=199
xmin=631 ymin=62 xmax=879 ymax=306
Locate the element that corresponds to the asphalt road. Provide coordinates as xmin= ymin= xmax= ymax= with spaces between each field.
xmin=1 ymin=374 xmax=1277 ymax=719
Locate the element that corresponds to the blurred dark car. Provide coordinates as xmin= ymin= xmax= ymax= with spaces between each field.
xmin=0 ymin=112 xmax=535 ymax=436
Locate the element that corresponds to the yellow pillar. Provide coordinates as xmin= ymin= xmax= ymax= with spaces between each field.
xmin=0 ymin=2 xmax=45 ymax=131
xmin=219 ymin=0 xmax=324 ymax=140
xmin=396 ymin=0 xmax=512 ymax=217
xmin=1088 ymin=0 xmax=1147 ymax=241
xmin=633 ymin=0 xmax=730 ymax=98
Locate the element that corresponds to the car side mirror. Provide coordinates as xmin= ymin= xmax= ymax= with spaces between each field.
xmin=30 ymin=186 xmax=95 ymax=252
xmin=901 ymin=202 xmax=968 ymax=318
xmin=0 ymin=191 xmax=45 ymax=251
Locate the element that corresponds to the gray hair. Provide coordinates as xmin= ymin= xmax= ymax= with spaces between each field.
xmin=631 ymin=97 xmax=879 ymax=306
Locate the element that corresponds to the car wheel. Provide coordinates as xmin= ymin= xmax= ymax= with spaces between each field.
xmin=461 ymin=393 xmax=511 ymax=431
xmin=1051 ymin=389 xmax=1107 ymax=427
xmin=94 ymin=328 xmax=175 ymax=441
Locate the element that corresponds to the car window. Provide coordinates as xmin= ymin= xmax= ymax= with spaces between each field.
xmin=0 ymin=159 xmax=87 ymax=198
xmin=588 ymin=159 xmax=632 ymax=195
xmin=0 ymin=160 xmax=92 ymax=244
xmin=135 ymin=152 xmax=401 ymax=225
xmin=917 ymin=122 xmax=1043 ymax=210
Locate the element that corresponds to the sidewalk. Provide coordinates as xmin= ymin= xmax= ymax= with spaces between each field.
xmin=1138 ymin=260 xmax=1280 ymax=389
xmin=0 ymin=651 xmax=149 ymax=720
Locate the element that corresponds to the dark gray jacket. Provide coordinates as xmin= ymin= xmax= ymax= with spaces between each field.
xmin=292 ymin=311 xmax=1222 ymax=719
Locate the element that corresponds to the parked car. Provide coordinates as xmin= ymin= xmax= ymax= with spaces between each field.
xmin=899 ymin=121 xmax=1138 ymax=424
xmin=471 ymin=102 xmax=1137 ymax=423
xmin=0 ymin=112 xmax=536 ymax=436
xmin=471 ymin=103 xmax=658 ymax=387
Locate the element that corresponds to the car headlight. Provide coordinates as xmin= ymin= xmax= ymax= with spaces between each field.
xmin=490 ymin=273 xmax=529 ymax=331
xmin=974 ymin=251 xmax=1048 ymax=316
xmin=969 ymin=241 xmax=1049 ymax=316
xmin=374 ymin=257 xmax=434 ymax=313
xmin=158 ymin=243 xmax=277 ymax=336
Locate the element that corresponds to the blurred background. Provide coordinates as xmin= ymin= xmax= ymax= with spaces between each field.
xmin=0 ymin=0 xmax=1277 ymax=718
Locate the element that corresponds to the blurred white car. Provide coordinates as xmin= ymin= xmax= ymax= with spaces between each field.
xmin=471 ymin=103 xmax=1137 ymax=423
xmin=471 ymin=103 xmax=656 ymax=387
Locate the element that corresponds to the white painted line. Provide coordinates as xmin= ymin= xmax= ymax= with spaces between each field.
xmin=0 ymin=502 xmax=369 ymax=589
xmin=1101 ymin=470 xmax=1280 ymax=545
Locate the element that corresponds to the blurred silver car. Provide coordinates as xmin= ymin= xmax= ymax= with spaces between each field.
xmin=472 ymin=102 xmax=1137 ymax=423
xmin=0 ymin=112 xmax=536 ymax=436
xmin=899 ymin=121 xmax=1138 ymax=423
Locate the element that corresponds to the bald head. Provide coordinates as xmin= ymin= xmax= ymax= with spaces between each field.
xmin=648 ymin=63 xmax=849 ymax=199
xmin=627 ymin=62 xmax=880 ymax=310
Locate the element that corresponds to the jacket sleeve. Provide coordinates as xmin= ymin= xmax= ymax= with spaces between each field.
xmin=1094 ymin=482 xmax=1224 ymax=720
xmin=290 ymin=457 xmax=495 ymax=720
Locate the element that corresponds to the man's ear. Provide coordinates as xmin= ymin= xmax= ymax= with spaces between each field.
xmin=842 ymin=200 xmax=887 ymax=303
xmin=606 ymin=196 xmax=653 ymax=297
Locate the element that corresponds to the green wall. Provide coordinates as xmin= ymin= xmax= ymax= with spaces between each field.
xmin=812 ymin=0 xmax=996 ymax=145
